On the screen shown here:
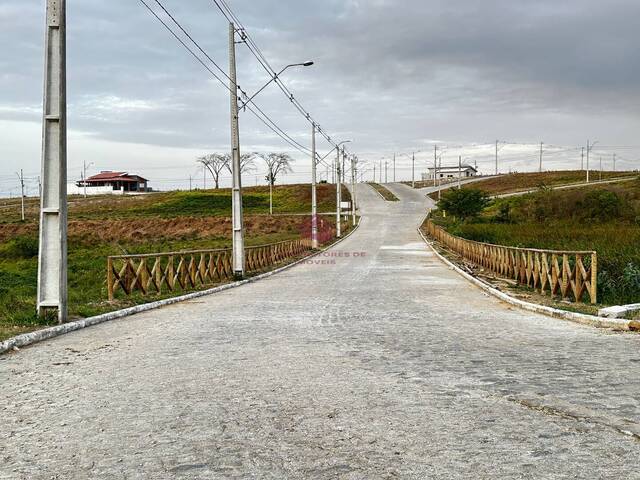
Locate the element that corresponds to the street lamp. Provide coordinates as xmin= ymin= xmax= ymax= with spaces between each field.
xmin=241 ymin=61 xmax=314 ymax=109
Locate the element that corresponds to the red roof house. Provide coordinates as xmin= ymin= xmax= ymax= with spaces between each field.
xmin=78 ymin=171 xmax=149 ymax=192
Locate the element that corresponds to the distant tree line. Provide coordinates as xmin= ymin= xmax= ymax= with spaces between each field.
xmin=197 ymin=152 xmax=294 ymax=189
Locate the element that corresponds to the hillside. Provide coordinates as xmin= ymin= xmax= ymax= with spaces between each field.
xmin=428 ymin=170 xmax=637 ymax=199
xmin=0 ymin=184 xmax=352 ymax=341
xmin=430 ymin=178 xmax=640 ymax=307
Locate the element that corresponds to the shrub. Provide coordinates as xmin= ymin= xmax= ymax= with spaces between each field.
xmin=437 ymin=188 xmax=490 ymax=220
xmin=494 ymin=202 xmax=512 ymax=223
xmin=0 ymin=236 xmax=39 ymax=259
xmin=580 ymin=189 xmax=622 ymax=221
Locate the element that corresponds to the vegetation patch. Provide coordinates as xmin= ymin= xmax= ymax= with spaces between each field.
xmin=0 ymin=184 xmax=352 ymax=341
xmin=368 ymin=183 xmax=400 ymax=201
xmin=430 ymin=178 xmax=640 ymax=306
xmin=428 ymin=170 xmax=637 ymax=199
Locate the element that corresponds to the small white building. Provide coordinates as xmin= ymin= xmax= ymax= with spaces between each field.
xmin=422 ymin=165 xmax=478 ymax=181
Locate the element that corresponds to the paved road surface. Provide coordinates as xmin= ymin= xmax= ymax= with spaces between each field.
xmin=2 ymin=183 xmax=639 ymax=479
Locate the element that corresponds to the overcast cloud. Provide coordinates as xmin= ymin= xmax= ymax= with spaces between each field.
xmin=1 ymin=0 xmax=639 ymax=195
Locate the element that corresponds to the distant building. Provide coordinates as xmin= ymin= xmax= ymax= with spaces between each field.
xmin=422 ymin=165 xmax=478 ymax=181
xmin=77 ymin=171 xmax=149 ymax=193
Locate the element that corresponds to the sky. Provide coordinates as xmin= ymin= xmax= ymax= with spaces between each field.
xmin=1 ymin=0 xmax=640 ymax=197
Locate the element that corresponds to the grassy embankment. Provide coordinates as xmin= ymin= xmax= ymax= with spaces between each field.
xmin=0 ymin=184 xmax=352 ymax=341
xmin=429 ymin=173 xmax=640 ymax=307
xmin=428 ymin=170 xmax=637 ymax=199
xmin=368 ymin=183 xmax=400 ymax=201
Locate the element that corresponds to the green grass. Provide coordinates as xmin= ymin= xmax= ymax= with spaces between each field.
xmin=459 ymin=170 xmax=636 ymax=196
xmin=368 ymin=183 xmax=400 ymax=201
xmin=0 ymin=184 xmax=352 ymax=341
xmin=431 ymin=179 xmax=640 ymax=306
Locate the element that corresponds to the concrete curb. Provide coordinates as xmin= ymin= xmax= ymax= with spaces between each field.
xmin=367 ymin=183 xmax=388 ymax=201
xmin=0 ymin=219 xmax=362 ymax=355
xmin=416 ymin=227 xmax=633 ymax=331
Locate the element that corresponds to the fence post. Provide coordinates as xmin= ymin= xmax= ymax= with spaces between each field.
xmin=591 ymin=252 xmax=598 ymax=304
xmin=107 ymin=257 xmax=114 ymax=301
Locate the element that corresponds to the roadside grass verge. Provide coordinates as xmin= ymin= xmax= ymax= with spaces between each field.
xmin=0 ymin=184 xmax=352 ymax=341
xmin=436 ymin=170 xmax=637 ymax=197
xmin=368 ymin=183 xmax=400 ymax=201
xmin=430 ymin=179 xmax=640 ymax=307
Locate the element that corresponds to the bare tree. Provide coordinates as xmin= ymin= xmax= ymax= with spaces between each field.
xmin=197 ymin=154 xmax=229 ymax=189
xmin=256 ymin=153 xmax=294 ymax=185
xmin=226 ymin=153 xmax=256 ymax=176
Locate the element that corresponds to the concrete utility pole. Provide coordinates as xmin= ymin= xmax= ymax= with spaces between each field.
xmin=393 ymin=153 xmax=396 ymax=182
xmin=269 ymin=174 xmax=273 ymax=215
xmin=17 ymin=169 xmax=25 ymax=221
xmin=411 ymin=152 xmax=415 ymax=188
xmin=82 ymin=160 xmax=93 ymax=198
xmin=599 ymin=157 xmax=602 ymax=181
xmin=433 ymin=145 xmax=438 ymax=187
xmin=539 ymin=142 xmax=543 ymax=173
xmin=581 ymin=147 xmax=585 ymax=171
xmin=311 ymin=123 xmax=318 ymax=248
xmin=343 ymin=148 xmax=348 ymax=223
xmin=385 ymin=161 xmax=388 ymax=183
xmin=586 ymin=140 xmax=591 ymax=183
xmin=189 ymin=175 xmax=192 ymax=191
xmin=351 ymin=155 xmax=357 ymax=225
xmin=438 ymin=156 xmax=443 ymax=201
xmin=495 ymin=140 xmax=499 ymax=175
xmin=335 ymin=147 xmax=342 ymax=238
xmin=373 ymin=164 xmax=376 ymax=183
xmin=229 ymin=22 xmax=245 ymax=278
xmin=38 ymin=0 xmax=68 ymax=323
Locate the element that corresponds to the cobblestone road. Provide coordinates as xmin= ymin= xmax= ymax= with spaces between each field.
xmin=1 ymin=183 xmax=639 ymax=479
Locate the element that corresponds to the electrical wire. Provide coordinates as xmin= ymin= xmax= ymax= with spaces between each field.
xmin=139 ymin=0 xmax=314 ymax=156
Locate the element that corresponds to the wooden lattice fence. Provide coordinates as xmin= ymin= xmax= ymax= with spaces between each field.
xmin=107 ymin=238 xmax=313 ymax=300
xmin=424 ymin=220 xmax=598 ymax=304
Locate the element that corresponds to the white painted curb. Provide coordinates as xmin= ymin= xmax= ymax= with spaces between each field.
xmin=417 ymin=226 xmax=633 ymax=331
xmin=0 ymin=219 xmax=362 ymax=355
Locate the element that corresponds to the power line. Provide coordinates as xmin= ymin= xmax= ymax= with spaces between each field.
xmin=209 ymin=0 xmax=342 ymax=149
xmin=138 ymin=0 xmax=314 ymax=156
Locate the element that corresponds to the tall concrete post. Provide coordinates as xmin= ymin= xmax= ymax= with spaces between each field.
xmin=393 ymin=153 xmax=396 ymax=182
xmin=18 ymin=169 xmax=25 ymax=221
xmin=335 ymin=147 xmax=342 ymax=238
xmin=343 ymin=148 xmax=348 ymax=222
xmin=229 ymin=22 xmax=245 ymax=278
xmin=37 ymin=0 xmax=68 ymax=323
xmin=586 ymin=140 xmax=591 ymax=183
xmin=412 ymin=152 xmax=415 ymax=188
xmin=433 ymin=145 xmax=437 ymax=187
xmin=311 ymin=123 xmax=318 ymax=248
xmin=539 ymin=142 xmax=543 ymax=173
xmin=351 ymin=155 xmax=357 ymax=225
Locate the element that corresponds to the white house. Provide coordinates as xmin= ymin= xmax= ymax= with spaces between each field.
xmin=422 ymin=165 xmax=478 ymax=181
